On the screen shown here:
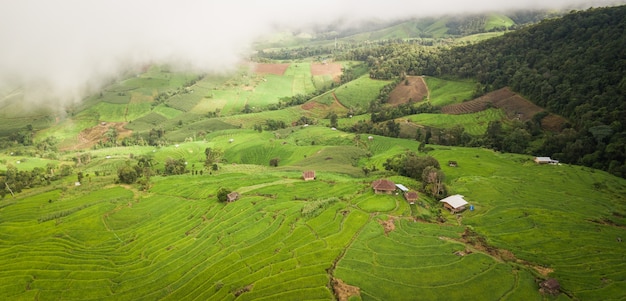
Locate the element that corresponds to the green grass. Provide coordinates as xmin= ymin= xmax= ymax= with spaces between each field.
xmin=485 ymin=14 xmax=515 ymax=31
xmin=408 ymin=108 xmax=505 ymax=135
xmin=423 ymin=76 xmax=477 ymax=106
xmin=333 ymin=75 xmax=392 ymax=113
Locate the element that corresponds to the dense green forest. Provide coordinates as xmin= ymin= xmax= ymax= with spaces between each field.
xmin=340 ymin=6 xmax=626 ymax=177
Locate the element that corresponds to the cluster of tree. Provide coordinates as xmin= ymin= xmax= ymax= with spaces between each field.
xmin=204 ymin=147 xmax=222 ymax=170
xmin=370 ymin=102 xmax=437 ymax=123
xmin=8 ymin=125 xmax=34 ymax=146
xmin=0 ymin=163 xmax=72 ymax=198
xmin=256 ymin=46 xmax=335 ymax=61
xmin=383 ymin=152 xmax=447 ymax=198
xmin=116 ymin=156 xmax=156 ymax=190
xmin=264 ymin=119 xmax=287 ymax=131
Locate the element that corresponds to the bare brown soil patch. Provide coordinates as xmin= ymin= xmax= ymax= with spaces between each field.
xmin=62 ymin=122 xmax=132 ymax=151
xmin=441 ymin=87 xmax=566 ymax=131
xmin=311 ymin=62 xmax=343 ymax=82
xmin=541 ymin=114 xmax=567 ymax=132
xmin=388 ymin=76 xmax=429 ymax=106
xmin=378 ymin=216 xmax=396 ymax=235
xmin=251 ymin=63 xmax=290 ymax=75
xmin=534 ymin=265 xmax=554 ymax=277
xmin=332 ymin=278 xmax=360 ymax=301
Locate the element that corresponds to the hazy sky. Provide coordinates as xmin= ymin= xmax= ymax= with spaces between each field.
xmin=0 ymin=0 xmax=621 ymax=110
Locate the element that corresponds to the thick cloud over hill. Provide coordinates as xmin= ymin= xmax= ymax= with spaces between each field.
xmin=0 ymin=0 xmax=621 ymax=110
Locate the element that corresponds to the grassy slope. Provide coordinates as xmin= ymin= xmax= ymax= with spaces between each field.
xmin=408 ymin=108 xmax=505 ymax=135
xmin=1 ymin=136 xmax=624 ymax=300
xmin=423 ymin=76 xmax=476 ymax=106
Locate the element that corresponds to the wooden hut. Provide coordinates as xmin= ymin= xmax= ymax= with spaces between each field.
xmin=371 ymin=179 xmax=396 ymax=194
xmin=226 ymin=191 xmax=240 ymax=202
xmin=303 ymin=170 xmax=316 ymax=181
xmin=404 ymin=191 xmax=419 ymax=204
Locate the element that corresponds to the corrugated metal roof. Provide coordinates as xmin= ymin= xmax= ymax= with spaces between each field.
xmin=439 ymin=194 xmax=468 ymax=209
xmin=395 ymin=184 xmax=409 ymax=192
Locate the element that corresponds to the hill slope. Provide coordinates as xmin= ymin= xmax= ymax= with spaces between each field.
xmin=433 ymin=6 xmax=626 ymax=176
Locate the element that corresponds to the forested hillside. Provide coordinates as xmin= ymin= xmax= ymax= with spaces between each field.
xmin=437 ymin=6 xmax=626 ymax=176
xmin=346 ymin=6 xmax=626 ymax=177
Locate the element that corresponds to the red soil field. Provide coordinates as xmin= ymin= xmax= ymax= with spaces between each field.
xmin=251 ymin=63 xmax=290 ymax=75
xmin=311 ymin=62 xmax=343 ymax=82
xmin=388 ymin=76 xmax=428 ymax=106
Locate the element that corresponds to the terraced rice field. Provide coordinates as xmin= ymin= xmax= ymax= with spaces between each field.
xmin=1 ymin=138 xmax=626 ymax=300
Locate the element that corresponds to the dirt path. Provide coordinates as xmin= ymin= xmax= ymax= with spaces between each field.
xmin=332 ymin=92 xmax=348 ymax=110
xmin=420 ymin=76 xmax=430 ymax=101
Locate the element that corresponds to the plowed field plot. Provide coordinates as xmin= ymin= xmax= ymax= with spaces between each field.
xmin=388 ymin=76 xmax=428 ymax=105
xmin=311 ymin=62 xmax=343 ymax=82
xmin=251 ymin=63 xmax=290 ymax=75
xmin=442 ymin=87 xmax=565 ymax=128
xmin=62 ymin=122 xmax=131 ymax=151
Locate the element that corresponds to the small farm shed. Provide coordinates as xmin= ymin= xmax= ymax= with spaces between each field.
xmin=539 ymin=278 xmax=560 ymax=295
xmin=448 ymin=160 xmax=458 ymax=167
xmin=404 ymin=191 xmax=419 ymax=204
xmin=226 ymin=191 xmax=240 ymax=202
xmin=372 ymin=179 xmax=396 ymax=194
xmin=303 ymin=170 xmax=316 ymax=181
xmin=534 ymin=157 xmax=559 ymax=164
xmin=395 ymin=184 xmax=409 ymax=192
xmin=439 ymin=194 xmax=469 ymax=213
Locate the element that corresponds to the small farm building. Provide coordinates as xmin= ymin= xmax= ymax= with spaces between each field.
xmin=404 ymin=191 xmax=419 ymax=204
xmin=372 ymin=179 xmax=396 ymax=194
xmin=226 ymin=191 xmax=240 ymax=202
xmin=534 ymin=157 xmax=559 ymax=164
xmin=448 ymin=160 xmax=458 ymax=167
xmin=539 ymin=278 xmax=560 ymax=295
xmin=439 ymin=194 xmax=469 ymax=213
xmin=303 ymin=170 xmax=316 ymax=181
xmin=395 ymin=184 xmax=409 ymax=192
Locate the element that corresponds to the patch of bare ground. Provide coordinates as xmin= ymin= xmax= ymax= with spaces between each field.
xmin=377 ymin=216 xmax=396 ymax=235
xmin=311 ymin=62 xmax=343 ymax=82
xmin=388 ymin=76 xmax=429 ymax=106
xmin=441 ymin=87 xmax=566 ymax=131
xmin=250 ymin=63 xmax=290 ymax=75
xmin=233 ymin=284 xmax=254 ymax=297
xmin=61 ymin=122 xmax=132 ymax=151
xmin=332 ymin=278 xmax=360 ymax=301
xmin=541 ymin=113 xmax=567 ymax=132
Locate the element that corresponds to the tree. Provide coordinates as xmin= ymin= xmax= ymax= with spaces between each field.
xmin=204 ymin=147 xmax=223 ymax=169
xmin=164 ymin=158 xmax=187 ymax=175
xmin=329 ymin=112 xmax=338 ymax=128
xmin=117 ymin=165 xmax=138 ymax=184
xmin=422 ymin=166 xmax=446 ymax=197
xmin=105 ymin=127 xmax=118 ymax=146
xmin=216 ymin=187 xmax=231 ymax=203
